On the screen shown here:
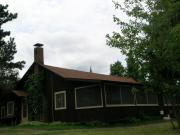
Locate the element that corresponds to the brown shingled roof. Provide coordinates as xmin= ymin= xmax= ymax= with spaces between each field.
xmin=42 ymin=64 xmax=140 ymax=84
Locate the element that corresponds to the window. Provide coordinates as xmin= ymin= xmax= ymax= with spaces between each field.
xmin=105 ymin=84 xmax=135 ymax=106
xmin=147 ymin=92 xmax=158 ymax=105
xmin=105 ymin=84 xmax=122 ymax=106
xmin=1 ymin=106 xmax=6 ymax=118
xmin=121 ymin=86 xmax=135 ymax=104
xmin=54 ymin=91 xmax=66 ymax=110
xmin=163 ymin=95 xmax=172 ymax=106
xmin=105 ymin=83 xmax=158 ymax=106
xmin=75 ymin=85 xmax=103 ymax=109
xmin=136 ymin=91 xmax=148 ymax=104
xmin=7 ymin=101 xmax=14 ymax=116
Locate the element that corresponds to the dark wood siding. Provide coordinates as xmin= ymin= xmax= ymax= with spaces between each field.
xmin=0 ymin=93 xmax=22 ymax=125
xmin=46 ymin=72 xmax=105 ymax=122
xmin=44 ymin=73 xmax=162 ymax=122
xmin=104 ymin=106 xmax=160 ymax=122
xmin=45 ymin=70 xmax=75 ymax=122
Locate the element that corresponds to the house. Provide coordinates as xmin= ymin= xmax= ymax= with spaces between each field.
xmin=0 ymin=43 xmax=167 ymax=124
xmin=0 ymin=89 xmax=28 ymax=125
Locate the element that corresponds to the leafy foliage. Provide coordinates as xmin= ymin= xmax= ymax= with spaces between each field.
xmin=0 ymin=4 xmax=25 ymax=90
xmin=24 ymin=72 xmax=44 ymax=120
xmin=110 ymin=61 xmax=126 ymax=77
xmin=107 ymin=0 xmax=180 ymax=128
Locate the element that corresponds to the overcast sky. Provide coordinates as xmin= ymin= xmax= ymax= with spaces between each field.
xmin=2 ymin=0 xmax=126 ymax=77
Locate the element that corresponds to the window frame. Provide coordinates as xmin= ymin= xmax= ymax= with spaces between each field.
xmin=104 ymin=83 xmax=159 ymax=107
xmin=135 ymin=91 xmax=148 ymax=106
xmin=104 ymin=83 xmax=136 ymax=107
xmin=54 ymin=91 xmax=67 ymax=110
xmin=75 ymin=84 xmax=103 ymax=109
xmin=7 ymin=101 xmax=14 ymax=116
xmin=136 ymin=92 xmax=159 ymax=106
xmin=163 ymin=95 xmax=172 ymax=106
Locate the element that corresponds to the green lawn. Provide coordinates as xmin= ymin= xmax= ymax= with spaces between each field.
xmin=0 ymin=121 xmax=179 ymax=135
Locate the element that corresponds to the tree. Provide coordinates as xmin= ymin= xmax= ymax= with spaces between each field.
xmin=0 ymin=4 xmax=25 ymax=90
xmin=106 ymin=0 xmax=180 ymax=128
xmin=110 ymin=56 xmax=142 ymax=80
xmin=110 ymin=61 xmax=126 ymax=77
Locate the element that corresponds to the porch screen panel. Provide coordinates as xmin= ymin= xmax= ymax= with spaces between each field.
xmin=163 ymin=95 xmax=172 ymax=105
xmin=105 ymin=84 xmax=121 ymax=105
xmin=136 ymin=91 xmax=147 ymax=104
xmin=76 ymin=85 xmax=102 ymax=108
xmin=147 ymin=92 xmax=158 ymax=104
xmin=121 ymin=86 xmax=134 ymax=104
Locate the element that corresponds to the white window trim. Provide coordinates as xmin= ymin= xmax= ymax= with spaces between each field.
xmin=54 ymin=91 xmax=67 ymax=110
xmin=7 ymin=101 xmax=14 ymax=116
xmin=136 ymin=104 xmax=159 ymax=106
xmin=106 ymin=104 xmax=136 ymax=107
xmin=105 ymin=104 xmax=158 ymax=107
xmin=164 ymin=104 xmax=172 ymax=106
xmin=1 ymin=106 xmax=6 ymax=118
xmin=163 ymin=101 xmax=178 ymax=106
xmin=75 ymin=84 xmax=103 ymax=109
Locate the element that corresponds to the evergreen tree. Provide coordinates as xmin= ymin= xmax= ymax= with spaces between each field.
xmin=0 ymin=4 xmax=25 ymax=90
xmin=110 ymin=61 xmax=126 ymax=77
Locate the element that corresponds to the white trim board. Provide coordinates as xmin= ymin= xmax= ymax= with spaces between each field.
xmin=105 ymin=104 xmax=158 ymax=107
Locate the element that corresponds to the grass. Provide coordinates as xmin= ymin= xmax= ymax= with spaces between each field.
xmin=0 ymin=121 xmax=179 ymax=135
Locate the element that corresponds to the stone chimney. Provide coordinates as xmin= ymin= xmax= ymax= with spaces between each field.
xmin=34 ymin=43 xmax=44 ymax=64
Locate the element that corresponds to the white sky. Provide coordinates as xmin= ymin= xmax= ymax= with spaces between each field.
xmin=1 ymin=0 xmax=126 ymax=77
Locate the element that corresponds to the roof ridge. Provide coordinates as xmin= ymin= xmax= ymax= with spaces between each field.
xmin=43 ymin=64 xmax=137 ymax=81
xmin=19 ymin=63 xmax=140 ymax=86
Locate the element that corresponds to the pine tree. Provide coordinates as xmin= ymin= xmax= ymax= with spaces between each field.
xmin=0 ymin=4 xmax=25 ymax=90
